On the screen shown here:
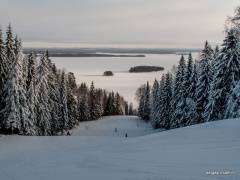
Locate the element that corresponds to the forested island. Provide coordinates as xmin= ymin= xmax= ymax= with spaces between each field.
xmin=129 ymin=66 xmax=164 ymax=73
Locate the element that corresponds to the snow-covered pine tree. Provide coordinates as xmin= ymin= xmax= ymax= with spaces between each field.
xmin=59 ymin=70 xmax=69 ymax=133
xmin=195 ymin=41 xmax=213 ymax=123
xmin=67 ymin=72 xmax=79 ymax=129
xmin=213 ymin=45 xmax=219 ymax=59
xmin=104 ymin=92 xmax=113 ymax=116
xmin=36 ymin=52 xmax=52 ymax=135
xmin=150 ymin=79 xmax=159 ymax=128
xmin=157 ymin=75 xmax=165 ymax=129
xmin=2 ymin=36 xmax=33 ymax=134
xmin=137 ymin=84 xmax=146 ymax=118
xmin=160 ymin=72 xmax=173 ymax=130
xmin=0 ymin=26 xmax=7 ymax=118
xmin=143 ymin=81 xmax=151 ymax=121
xmin=79 ymin=93 xmax=90 ymax=121
xmin=5 ymin=24 xmax=15 ymax=67
xmin=89 ymin=81 xmax=101 ymax=120
xmin=170 ymin=55 xmax=187 ymax=128
xmin=124 ymin=101 xmax=129 ymax=115
xmin=129 ymin=103 xmax=134 ymax=115
xmin=225 ymin=80 xmax=240 ymax=118
xmin=204 ymin=29 xmax=240 ymax=121
xmin=115 ymin=92 xmax=124 ymax=115
xmin=184 ymin=53 xmax=198 ymax=126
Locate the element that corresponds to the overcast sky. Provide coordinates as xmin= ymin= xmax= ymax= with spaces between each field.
xmin=0 ymin=0 xmax=239 ymax=48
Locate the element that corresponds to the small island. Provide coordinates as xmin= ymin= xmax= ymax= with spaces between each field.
xmin=103 ymin=71 xmax=114 ymax=76
xmin=129 ymin=66 xmax=164 ymax=73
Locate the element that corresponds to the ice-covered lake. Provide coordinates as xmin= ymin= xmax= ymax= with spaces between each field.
xmin=51 ymin=53 xmax=199 ymax=108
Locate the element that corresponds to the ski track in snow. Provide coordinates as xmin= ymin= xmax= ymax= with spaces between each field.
xmin=0 ymin=116 xmax=240 ymax=180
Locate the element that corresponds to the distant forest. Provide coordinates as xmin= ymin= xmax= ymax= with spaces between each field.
xmin=129 ymin=66 xmax=164 ymax=73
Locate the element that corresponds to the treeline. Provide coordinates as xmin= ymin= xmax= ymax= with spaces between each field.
xmin=0 ymin=24 xmax=131 ymax=136
xmin=129 ymin=66 xmax=164 ymax=73
xmin=137 ymin=7 xmax=240 ymax=130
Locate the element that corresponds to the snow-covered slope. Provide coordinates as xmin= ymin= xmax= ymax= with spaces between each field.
xmin=0 ymin=116 xmax=239 ymax=180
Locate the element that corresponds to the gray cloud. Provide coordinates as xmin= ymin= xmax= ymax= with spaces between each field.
xmin=0 ymin=0 xmax=239 ymax=48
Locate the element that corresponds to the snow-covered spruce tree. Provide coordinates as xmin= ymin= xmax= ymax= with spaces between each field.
xmin=5 ymin=24 xmax=15 ymax=67
xmin=47 ymin=58 xmax=61 ymax=135
xmin=36 ymin=52 xmax=52 ymax=135
xmin=96 ymin=89 xmax=104 ymax=116
xmin=59 ymin=70 xmax=69 ymax=133
xmin=26 ymin=52 xmax=38 ymax=134
xmin=204 ymin=29 xmax=240 ymax=121
xmin=2 ymin=36 xmax=33 ymax=134
xmin=170 ymin=55 xmax=187 ymax=128
xmin=143 ymin=81 xmax=151 ymax=121
xmin=213 ymin=45 xmax=220 ymax=59
xmin=129 ymin=103 xmax=134 ymax=115
xmin=104 ymin=92 xmax=113 ymax=116
xmin=79 ymin=93 xmax=90 ymax=121
xmin=67 ymin=86 xmax=79 ymax=128
xmin=115 ymin=92 xmax=124 ymax=115
xmin=137 ymin=84 xmax=146 ymax=118
xmin=0 ymin=26 xmax=7 ymax=118
xmin=160 ymin=72 xmax=173 ymax=130
xmin=67 ymin=72 xmax=79 ymax=129
xmin=89 ymin=81 xmax=101 ymax=120
xmin=225 ymin=81 xmax=240 ymax=118
xmin=157 ymin=75 xmax=165 ymax=129
xmin=150 ymin=79 xmax=159 ymax=128
xmin=124 ymin=101 xmax=129 ymax=115
xmin=184 ymin=53 xmax=198 ymax=126
xmin=195 ymin=41 xmax=214 ymax=123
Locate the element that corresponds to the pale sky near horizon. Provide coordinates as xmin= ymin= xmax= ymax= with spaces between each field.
xmin=0 ymin=0 xmax=239 ymax=48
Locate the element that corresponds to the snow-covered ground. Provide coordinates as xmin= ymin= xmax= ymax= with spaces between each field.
xmin=51 ymin=53 xmax=199 ymax=107
xmin=0 ymin=116 xmax=239 ymax=180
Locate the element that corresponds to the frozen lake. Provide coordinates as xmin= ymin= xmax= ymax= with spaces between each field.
xmin=51 ymin=53 xmax=199 ymax=108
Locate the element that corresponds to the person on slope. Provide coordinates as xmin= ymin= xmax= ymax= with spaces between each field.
xmin=67 ymin=131 xmax=70 ymax=136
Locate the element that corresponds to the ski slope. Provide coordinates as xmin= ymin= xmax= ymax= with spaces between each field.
xmin=0 ymin=116 xmax=239 ymax=180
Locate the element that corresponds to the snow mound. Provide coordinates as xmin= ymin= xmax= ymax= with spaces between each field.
xmin=0 ymin=116 xmax=239 ymax=180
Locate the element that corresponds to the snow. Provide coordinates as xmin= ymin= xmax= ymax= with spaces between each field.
xmin=0 ymin=116 xmax=239 ymax=180
xmin=51 ymin=53 xmax=199 ymax=107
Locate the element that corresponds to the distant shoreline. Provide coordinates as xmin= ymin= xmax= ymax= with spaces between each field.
xmin=47 ymin=53 xmax=145 ymax=57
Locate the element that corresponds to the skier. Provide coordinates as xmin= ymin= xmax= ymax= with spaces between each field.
xmin=115 ymin=127 xmax=117 ymax=132
xmin=125 ymin=133 xmax=128 ymax=138
xmin=67 ymin=131 xmax=70 ymax=136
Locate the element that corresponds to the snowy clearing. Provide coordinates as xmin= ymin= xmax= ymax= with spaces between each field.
xmin=0 ymin=116 xmax=239 ymax=180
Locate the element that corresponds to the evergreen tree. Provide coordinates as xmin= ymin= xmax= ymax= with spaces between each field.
xmin=157 ymin=75 xmax=165 ymax=128
xmin=195 ymin=41 xmax=213 ymax=123
xmin=37 ymin=52 xmax=52 ymax=135
xmin=143 ymin=81 xmax=151 ymax=121
xmin=171 ymin=55 xmax=186 ymax=128
xmin=2 ymin=36 xmax=33 ymax=134
xmin=89 ymin=81 xmax=101 ymax=120
xmin=129 ymin=103 xmax=134 ymax=115
xmin=151 ymin=79 xmax=159 ymax=128
xmin=79 ymin=93 xmax=90 ymax=121
xmin=124 ymin=101 xmax=129 ymax=115
xmin=204 ymin=29 xmax=240 ymax=121
xmin=137 ymin=85 xmax=146 ymax=118
xmin=0 ymin=26 xmax=7 ymax=117
xmin=59 ymin=70 xmax=69 ymax=133
xmin=225 ymin=81 xmax=240 ymax=118
xmin=5 ymin=24 xmax=15 ymax=67
xmin=115 ymin=92 xmax=123 ymax=115
xmin=184 ymin=53 xmax=198 ymax=126
xmin=160 ymin=73 xmax=173 ymax=130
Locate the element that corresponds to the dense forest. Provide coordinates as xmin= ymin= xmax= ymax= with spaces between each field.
xmin=137 ymin=7 xmax=240 ymax=130
xmin=0 ymin=25 xmax=133 ymax=136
